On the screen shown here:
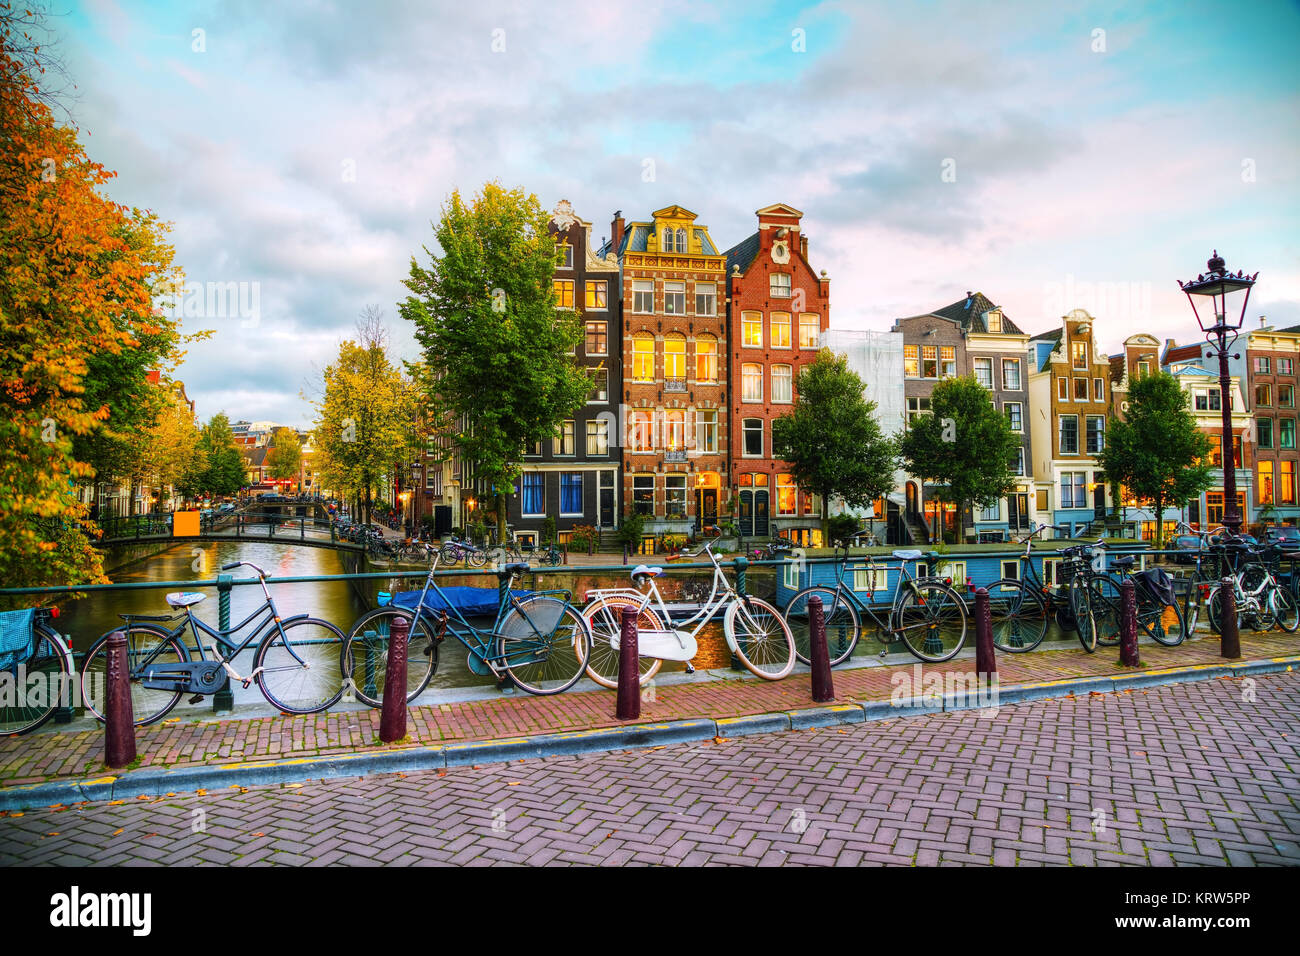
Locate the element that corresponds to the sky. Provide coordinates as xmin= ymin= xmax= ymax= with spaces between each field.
xmin=53 ymin=0 xmax=1300 ymax=428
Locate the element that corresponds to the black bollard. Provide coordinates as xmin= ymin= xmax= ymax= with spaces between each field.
xmin=974 ymin=587 xmax=997 ymax=679
xmin=616 ymin=604 xmax=639 ymax=720
xmin=104 ymin=630 xmax=137 ymax=770
xmin=807 ymin=594 xmax=834 ymax=702
xmin=379 ymin=615 xmax=409 ymax=742
xmin=1219 ymin=576 xmax=1240 ymax=660
xmin=1119 ymin=579 xmax=1140 ymax=666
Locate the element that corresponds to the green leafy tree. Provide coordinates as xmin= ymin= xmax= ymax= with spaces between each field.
xmin=185 ymin=413 xmax=246 ymax=498
xmin=899 ymin=376 xmax=1021 ymax=543
xmin=1097 ymin=372 xmax=1213 ymax=548
xmin=400 ymin=183 xmax=591 ymax=535
xmin=265 ymin=426 xmax=303 ymax=489
xmin=771 ymin=348 xmax=899 ymax=544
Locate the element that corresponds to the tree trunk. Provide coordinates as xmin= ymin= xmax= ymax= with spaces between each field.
xmin=1152 ymin=494 xmax=1165 ymax=549
xmin=820 ymin=493 xmax=830 ymax=548
xmin=496 ymin=492 xmax=508 ymax=547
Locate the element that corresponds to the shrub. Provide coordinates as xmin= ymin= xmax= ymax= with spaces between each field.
xmin=569 ymin=524 xmax=597 ymax=553
xmin=541 ymin=516 xmax=556 ymax=545
xmin=827 ymin=513 xmax=861 ymax=547
xmin=615 ymin=513 xmax=646 ymax=548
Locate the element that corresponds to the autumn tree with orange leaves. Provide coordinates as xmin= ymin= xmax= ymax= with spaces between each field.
xmin=0 ymin=4 xmax=186 ymax=592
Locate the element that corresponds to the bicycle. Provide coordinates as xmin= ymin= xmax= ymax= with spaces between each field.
xmin=782 ymin=542 xmax=969 ymax=665
xmin=580 ymin=539 xmax=796 ymax=688
xmin=79 ymin=561 xmax=347 ymax=726
xmin=440 ymin=534 xmax=488 ymax=569
xmin=1087 ymin=553 xmax=1188 ymax=646
xmin=1204 ymin=538 xmax=1299 ymax=635
xmin=341 ymin=558 xmax=591 ymax=702
xmin=0 ymin=606 xmax=75 ymax=737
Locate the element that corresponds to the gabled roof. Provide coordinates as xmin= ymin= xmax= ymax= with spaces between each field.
xmin=723 ymin=232 xmax=760 ymax=277
xmin=755 ymin=202 xmax=804 ymax=219
xmin=652 ymin=204 xmax=697 ymax=221
xmin=1162 ymin=342 xmax=1203 ymax=364
xmin=928 ymin=291 xmax=1023 ymax=334
xmin=605 ymin=219 xmax=719 ymax=258
xmin=1029 ymin=328 xmax=1063 ymax=372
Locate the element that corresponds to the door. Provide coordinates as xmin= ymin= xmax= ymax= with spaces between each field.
xmin=1008 ymin=493 xmax=1029 ymax=531
xmin=701 ymin=489 xmax=718 ymax=526
xmin=738 ymin=490 xmax=753 ymax=537
xmin=754 ymin=490 xmax=770 ymax=537
xmin=599 ymin=473 xmax=614 ymax=527
xmin=434 ymin=505 xmax=452 ymax=536
xmin=1093 ymin=483 xmax=1106 ymax=519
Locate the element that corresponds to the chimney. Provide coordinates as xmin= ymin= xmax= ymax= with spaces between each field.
xmin=800 ymin=235 xmax=808 ymax=260
xmin=610 ymin=211 xmax=625 ymax=255
xmin=1259 ymin=315 xmax=1268 ymax=329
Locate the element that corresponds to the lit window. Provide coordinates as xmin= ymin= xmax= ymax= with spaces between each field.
xmin=904 ymin=345 xmax=919 ymax=378
xmin=585 ymin=419 xmax=608 ymax=455
xmin=665 ymin=411 xmax=685 ymax=451
xmin=554 ymin=420 xmax=575 ymax=456
xmin=632 ymin=333 xmax=655 ymax=382
xmin=940 ymin=346 xmax=956 ymax=378
xmin=799 ymin=314 xmax=819 ymax=348
xmin=1072 ymin=340 xmax=1088 ymax=369
xmin=695 ymin=334 xmax=718 ymax=382
xmin=629 ymin=411 xmax=654 ymax=452
xmin=771 ymin=313 xmax=791 ymax=348
xmin=776 ymin=474 xmax=796 ymax=515
xmin=922 ymin=346 xmax=938 ymax=378
xmin=585 ymin=280 xmax=607 ymax=310
xmin=553 ymin=279 xmax=575 ymax=309
xmin=585 ymin=321 xmax=607 ymax=356
xmin=664 ymin=334 xmax=686 ymax=380
xmin=743 ymin=312 xmax=763 ymax=347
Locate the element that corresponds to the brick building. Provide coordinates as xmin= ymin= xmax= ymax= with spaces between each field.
xmin=722 ymin=204 xmax=830 ymax=545
xmin=602 ymin=205 xmax=727 ymax=549
xmin=1245 ymin=322 xmax=1300 ymax=525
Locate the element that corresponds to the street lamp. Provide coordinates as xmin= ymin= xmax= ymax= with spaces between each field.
xmin=1179 ymin=249 xmax=1258 ymax=659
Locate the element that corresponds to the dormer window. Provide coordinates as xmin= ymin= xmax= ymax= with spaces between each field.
xmin=986 ymin=310 xmax=1001 ymax=332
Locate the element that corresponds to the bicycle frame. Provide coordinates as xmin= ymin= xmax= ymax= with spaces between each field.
xmin=817 ymin=549 xmax=937 ymax=641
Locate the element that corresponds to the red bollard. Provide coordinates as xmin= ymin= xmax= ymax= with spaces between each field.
xmin=807 ymin=594 xmax=835 ymax=702
xmin=379 ymin=614 xmax=409 ymax=743
xmin=1119 ymin=579 xmax=1141 ymax=666
xmin=1219 ymin=576 xmax=1240 ymax=660
xmin=974 ymin=587 xmax=996 ymax=679
xmin=616 ymin=604 xmax=639 ymax=720
xmin=104 ymin=630 xmax=137 ymax=769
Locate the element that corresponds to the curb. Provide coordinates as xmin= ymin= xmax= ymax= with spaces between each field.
xmin=1 ymin=656 xmax=1295 ymax=811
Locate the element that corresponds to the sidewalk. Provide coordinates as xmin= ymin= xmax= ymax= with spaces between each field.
xmin=2 ymin=629 xmax=1295 ymax=805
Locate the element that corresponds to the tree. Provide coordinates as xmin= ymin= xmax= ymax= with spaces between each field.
xmin=899 ymin=376 xmax=1022 ymax=543
xmin=177 ymin=413 xmax=245 ymax=499
xmin=136 ymin=382 xmax=201 ymax=504
xmin=265 ymin=427 xmax=303 ymax=489
xmin=771 ymin=348 xmax=899 ymax=544
xmin=310 ymin=312 xmax=416 ymax=526
xmin=400 ymin=183 xmax=591 ymax=537
xmin=0 ymin=7 xmax=183 ymax=590
xmin=1097 ymin=372 xmax=1213 ymax=548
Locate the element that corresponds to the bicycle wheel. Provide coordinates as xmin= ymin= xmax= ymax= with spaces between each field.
xmin=581 ymin=596 xmax=663 ymax=690
xmin=485 ymin=546 xmax=510 ymax=568
xmin=724 ymin=596 xmax=796 ymax=679
xmin=893 ymin=582 xmax=967 ymax=663
xmin=440 ymin=544 xmax=461 ymax=567
xmin=1072 ymin=581 xmax=1096 ymax=652
xmin=80 ymin=625 xmax=188 ymax=726
xmin=1088 ymin=578 xmax=1122 ymax=647
xmin=253 ymin=618 xmax=347 ymax=714
xmin=986 ymin=580 xmax=1047 ymax=653
xmin=1270 ymin=584 xmax=1300 ymax=633
xmin=465 ymin=547 xmax=488 ymax=569
xmin=497 ymin=597 xmax=590 ymax=695
xmin=784 ymin=586 xmax=860 ymax=666
xmin=0 ymin=626 xmax=71 ymax=737
xmin=341 ymin=607 xmax=440 ymax=707
xmin=1141 ymin=598 xmax=1186 ymax=646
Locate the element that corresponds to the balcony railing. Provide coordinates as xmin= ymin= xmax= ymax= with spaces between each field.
xmin=664 ymin=377 xmax=687 ymax=392
xmin=665 ymin=449 xmax=687 ymax=462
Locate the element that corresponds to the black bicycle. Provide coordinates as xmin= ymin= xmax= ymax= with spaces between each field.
xmin=79 ymin=561 xmax=347 ymax=725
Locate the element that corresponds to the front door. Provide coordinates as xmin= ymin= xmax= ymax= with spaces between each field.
xmin=700 ymin=489 xmax=718 ymax=526
xmin=754 ymin=490 xmax=769 ymax=537
xmin=599 ymin=473 xmax=614 ymax=527
xmin=1093 ymin=483 xmax=1106 ymax=519
xmin=738 ymin=490 xmax=753 ymax=537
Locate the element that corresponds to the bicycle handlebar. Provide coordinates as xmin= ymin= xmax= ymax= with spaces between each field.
xmin=221 ymin=560 xmax=267 ymax=577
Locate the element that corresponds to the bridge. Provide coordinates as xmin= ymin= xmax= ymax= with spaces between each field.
xmin=95 ymin=510 xmax=366 ymax=553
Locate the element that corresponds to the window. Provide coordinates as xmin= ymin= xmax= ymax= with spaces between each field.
xmin=1072 ymin=340 xmax=1088 ymax=369
xmin=1060 ymin=415 xmax=1079 ymax=454
xmin=904 ymin=345 xmax=919 ymax=378
xmin=585 ymin=420 xmax=608 ymax=456
xmin=772 ymin=365 xmax=793 ymax=403
xmin=664 ymin=334 xmax=686 ymax=380
xmin=742 ymin=311 xmax=763 ymax=347
xmin=557 ymin=243 xmax=572 ymax=269
xmin=1137 ymin=360 xmax=1150 ymax=377
xmin=629 ymin=411 xmax=654 ymax=452
xmin=771 ymin=312 xmax=791 ymax=348
xmin=799 ymin=314 xmax=819 ymax=348
xmin=554 ymin=420 xmax=575 ymax=456
xmin=1086 ymin=416 xmax=1105 ymax=454
xmin=906 ymin=396 xmax=931 ymax=424
xmin=940 ymin=347 xmax=956 ymax=378
xmin=1005 ymin=402 xmax=1022 ymax=432
xmin=770 ymin=273 xmax=791 ymax=298
xmin=1207 ymin=434 xmax=1242 ymax=467
xmin=553 ymin=279 xmax=575 ymax=309
xmin=742 ymin=363 xmax=763 ymax=402
xmin=1012 ymin=447 xmax=1025 ymax=476
xmin=524 ymin=439 xmax=543 ymax=457
xmin=1256 ymin=384 xmax=1272 ymax=406
xmin=585 ymin=280 xmax=607 ymax=310
xmin=973 ymin=357 xmax=993 ymax=388
xmin=665 ymin=475 xmax=686 ymax=518
xmin=695 ymin=282 xmax=716 ymax=316
xmin=560 ymin=473 xmax=582 ymax=515
xmin=1194 ymin=388 xmax=1221 ymax=411
xmin=585 ymin=321 xmax=607 ymax=356
xmin=776 ymin=474 xmax=796 ymax=515
xmin=853 ymin=567 xmax=889 ymax=593
xmin=1259 ymin=460 xmax=1274 ymax=504
xmin=632 ymin=333 xmax=655 ymax=382
xmin=986 ymin=311 xmax=1001 ymax=332
xmin=587 ymin=368 xmax=609 ymax=404
xmin=696 ymin=409 xmax=718 ymax=452
xmin=1206 ymin=491 xmax=1245 ymax=525
xmin=1280 ymin=385 xmax=1295 ymax=407
xmin=695 ymin=334 xmax=718 ymax=382
xmin=1074 ymin=378 xmax=1089 ymax=401
xmin=1001 ymin=560 xmax=1019 ymax=581
xmin=633 ymin=279 xmax=654 ymax=313
xmin=633 ymin=475 xmax=654 ymax=516
xmin=660 ymin=228 xmax=676 ymax=252
xmin=1060 ymin=471 xmax=1086 ymax=509
xmin=922 ymin=346 xmax=938 ymax=378
xmin=521 ymin=473 xmax=544 ymax=516
xmin=1057 ymin=378 xmax=1069 ymax=401
xmin=1094 ymin=378 xmax=1104 ymax=401
xmin=980 ymin=501 xmax=1000 ymax=521
xmin=1002 ymin=358 xmax=1021 ymax=391
xmin=1254 ymin=356 xmax=1271 ymax=375
xmin=1280 ymin=358 xmax=1294 ymax=375
xmin=1282 ymin=418 xmax=1296 ymax=449
xmin=664 ymin=280 xmax=686 ymax=315
xmin=1257 ymin=417 xmax=1273 ymax=448
xmin=1282 ymin=460 xmax=1296 ymax=505
xmin=677 ymin=227 xmax=687 ymax=252
xmin=743 ymin=418 xmax=763 ymax=457
xmin=664 ymin=410 xmax=685 ymax=451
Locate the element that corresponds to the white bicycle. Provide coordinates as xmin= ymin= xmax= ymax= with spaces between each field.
xmin=579 ymin=540 xmax=795 ymax=688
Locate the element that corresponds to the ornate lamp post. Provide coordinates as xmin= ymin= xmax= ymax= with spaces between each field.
xmin=1178 ymin=250 xmax=1258 ymax=658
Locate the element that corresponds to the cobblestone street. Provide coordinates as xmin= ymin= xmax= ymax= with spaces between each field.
xmin=2 ymin=672 xmax=1296 ymax=866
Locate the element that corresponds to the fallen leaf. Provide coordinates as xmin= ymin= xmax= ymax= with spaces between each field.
xmin=507 ymin=782 xmax=520 ymax=786
xmin=47 ymin=803 xmax=63 ymax=809
xmin=10 ymin=813 xmax=21 ymax=818
xmin=284 ymin=783 xmax=302 ymax=789
xmin=112 ymin=829 xmax=123 ymax=836
xmin=251 ymin=832 xmax=264 ymax=837
xmin=713 ymin=736 xmax=729 ymax=744
xmin=47 ymin=832 xmax=58 ymax=836
xmin=108 ymin=800 xmax=124 ymax=806
xmin=136 ymin=795 xmax=152 ymax=801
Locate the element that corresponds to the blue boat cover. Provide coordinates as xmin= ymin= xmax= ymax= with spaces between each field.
xmin=0 ymin=608 xmax=35 ymax=671
xmin=390 ymin=587 xmax=531 ymax=618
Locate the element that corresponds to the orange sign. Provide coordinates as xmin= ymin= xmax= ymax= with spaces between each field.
xmin=172 ymin=510 xmax=200 ymax=537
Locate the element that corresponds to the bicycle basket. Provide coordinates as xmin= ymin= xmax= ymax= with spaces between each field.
xmin=0 ymin=608 xmax=36 ymax=672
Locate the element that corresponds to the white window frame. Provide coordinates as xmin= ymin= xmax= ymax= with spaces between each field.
xmin=742 ymin=418 xmax=763 ymax=458
xmin=1002 ymin=358 xmax=1021 ymax=391
xmin=772 ymin=364 xmax=793 ymax=403
xmin=632 ymin=279 xmax=654 ymax=314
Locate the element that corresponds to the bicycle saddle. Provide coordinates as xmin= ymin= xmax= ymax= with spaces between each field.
xmin=891 ymin=549 xmax=923 ymax=560
xmin=1112 ymin=555 xmax=1136 ymax=568
xmin=496 ymin=562 xmax=530 ymax=577
xmin=631 ymin=565 xmax=664 ymax=579
xmin=165 ymin=591 xmax=206 ymax=608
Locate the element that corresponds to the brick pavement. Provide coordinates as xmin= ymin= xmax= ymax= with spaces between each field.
xmin=1 ymin=631 xmax=1295 ymax=787
xmin=1 ymin=672 xmax=1295 ymax=866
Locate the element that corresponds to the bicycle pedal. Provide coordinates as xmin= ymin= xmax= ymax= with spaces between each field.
xmin=188 ymin=694 xmax=204 ymax=704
